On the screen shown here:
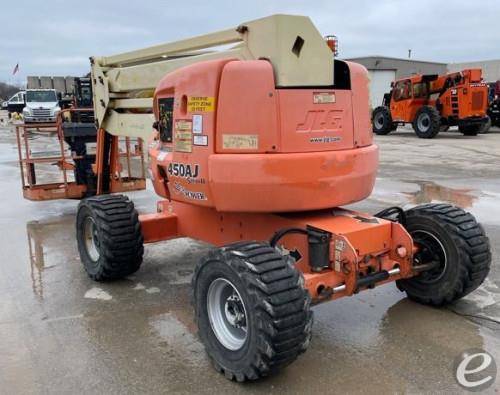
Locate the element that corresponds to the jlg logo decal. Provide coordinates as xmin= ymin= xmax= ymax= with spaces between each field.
xmin=168 ymin=163 xmax=199 ymax=179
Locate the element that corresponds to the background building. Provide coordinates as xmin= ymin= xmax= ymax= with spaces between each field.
xmin=448 ymin=59 xmax=500 ymax=82
xmin=345 ymin=56 xmax=447 ymax=108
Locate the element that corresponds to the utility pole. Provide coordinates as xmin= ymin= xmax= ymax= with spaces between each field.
xmin=408 ymin=49 xmax=412 ymax=59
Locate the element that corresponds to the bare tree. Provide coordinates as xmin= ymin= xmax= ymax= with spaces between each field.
xmin=0 ymin=82 xmax=22 ymax=101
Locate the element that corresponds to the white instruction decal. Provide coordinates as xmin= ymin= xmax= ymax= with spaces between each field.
xmin=192 ymin=114 xmax=203 ymax=134
xmin=193 ymin=135 xmax=208 ymax=146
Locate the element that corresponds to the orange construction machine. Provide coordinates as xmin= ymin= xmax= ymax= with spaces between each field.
xmin=372 ymin=69 xmax=489 ymax=138
xmin=16 ymin=15 xmax=490 ymax=382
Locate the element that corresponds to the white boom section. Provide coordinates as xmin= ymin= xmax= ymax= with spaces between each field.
xmin=90 ymin=14 xmax=334 ymax=139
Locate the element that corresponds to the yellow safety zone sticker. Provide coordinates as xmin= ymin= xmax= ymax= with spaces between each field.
xmin=188 ymin=96 xmax=215 ymax=112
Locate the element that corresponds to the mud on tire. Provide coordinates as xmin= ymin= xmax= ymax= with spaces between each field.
xmin=76 ymin=194 xmax=144 ymax=281
xmin=192 ymin=241 xmax=313 ymax=382
xmin=397 ymin=203 xmax=491 ymax=305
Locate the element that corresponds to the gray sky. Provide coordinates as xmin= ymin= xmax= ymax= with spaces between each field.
xmin=1 ymin=0 xmax=499 ymax=84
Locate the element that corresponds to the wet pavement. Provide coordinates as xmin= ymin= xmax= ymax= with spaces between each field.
xmin=0 ymin=115 xmax=499 ymax=394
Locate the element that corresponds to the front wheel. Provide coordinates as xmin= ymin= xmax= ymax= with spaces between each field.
xmin=372 ymin=106 xmax=395 ymax=135
xmin=479 ymin=116 xmax=491 ymax=134
xmin=192 ymin=241 xmax=312 ymax=381
xmin=397 ymin=204 xmax=491 ymax=305
xmin=76 ymin=194 xmax=144 ymax=281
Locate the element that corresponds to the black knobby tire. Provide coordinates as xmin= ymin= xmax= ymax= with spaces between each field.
xmin=372 ymin=106 xmax=394 ymax=135
xmin=76 ymin=194 xmax=144 ymax=281
xmin=459 ymin=123 xmax=481 ymax=136
xmin=192 ymin=241 xmax=313 ymax=382
xmin=412 ymin=106 xmax=441 ymax=138
xmin=479 ymin=116 xmax=491 ymax=134
xmin=396 ymin=204 xmax=491 ymax=306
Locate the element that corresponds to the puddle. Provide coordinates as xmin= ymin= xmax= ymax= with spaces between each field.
xmin=26 ymin=221 xmax=48 ymax=300
xmin=403 ymin=180 xmax=476 ymax=207
xmin=25 ymin=219 xmax=75 ymax=300
xmin=371 ymin=178 xmax=500 ymax=226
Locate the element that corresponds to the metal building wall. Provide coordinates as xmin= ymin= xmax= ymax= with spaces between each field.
xmin=448 ymin=59 xmax=500 ymax=82
xmin=345 ymin=56 xmax=447 ymax=78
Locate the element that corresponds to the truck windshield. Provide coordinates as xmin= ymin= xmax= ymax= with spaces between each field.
xmin=26 ymin=91 xmax=57 ymax=103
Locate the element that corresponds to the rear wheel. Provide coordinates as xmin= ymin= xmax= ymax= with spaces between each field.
xmin=412 ymin=106 xmax=441 ymax=138
xmin=459 ymin=123 xmax=481 ymax=136
xmin=192 ymin=241 xmax=312 ymax=381
xmin=372 ymin=106 xmax=394 ymax=135
xmin=479 ymin=116 xmax=491 ymax=134
xmin=76 ymin=194 xmax=143 ymax=281
xmin=397 ymin=204 xmax=491 ymax=305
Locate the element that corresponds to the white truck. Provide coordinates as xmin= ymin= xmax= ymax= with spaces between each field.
xmin=2 ymin=91 xmax=26 ymax=114
xmin=22 ymin=89 xmax=61 ymax=123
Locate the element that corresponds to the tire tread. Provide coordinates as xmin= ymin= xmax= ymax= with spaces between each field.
xmin=77 ymin=194 xmax=143 ymax=281
xmin=192 ymin=241 xmax=312 ymax=382
xmin=397 ymin=203 xmax=490 ymax=305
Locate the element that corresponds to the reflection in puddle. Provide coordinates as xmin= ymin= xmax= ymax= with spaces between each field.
xmin=404 ymin=180 xmax=476 ymax=207
xmin=25 ymin=217 xmax=74 ymax=300
xmin=27 ymin=221 xmax=47 ymax=300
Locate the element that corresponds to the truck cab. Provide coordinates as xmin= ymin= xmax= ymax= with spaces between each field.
xmin=2 ymin=91 xmax=26 ymax=115
xmin=22 ymin=89 xmax=61 ymax=123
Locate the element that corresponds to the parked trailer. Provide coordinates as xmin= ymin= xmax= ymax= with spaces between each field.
xmin=27 ymin=76 xmax=77 ymax=96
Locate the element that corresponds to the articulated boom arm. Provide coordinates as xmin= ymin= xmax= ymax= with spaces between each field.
xmin=90 ymin=14 xmax=334 ymax=139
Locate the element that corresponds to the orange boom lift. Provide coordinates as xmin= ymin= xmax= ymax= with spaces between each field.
xmin=16 ymin=15 xmax=490 ymax=381
xmin=372 ymin=69 xmax=489 ymax=138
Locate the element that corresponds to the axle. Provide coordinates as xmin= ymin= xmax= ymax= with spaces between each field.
xmin=139 ymin=200 xmax=416 ymax=303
